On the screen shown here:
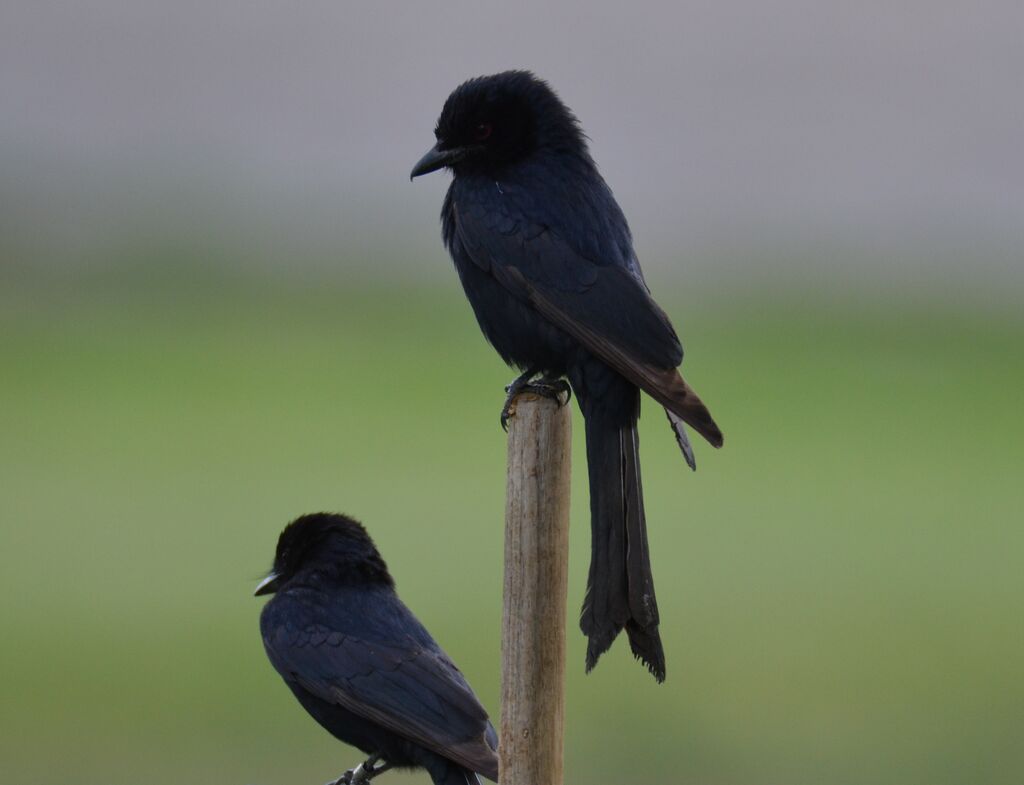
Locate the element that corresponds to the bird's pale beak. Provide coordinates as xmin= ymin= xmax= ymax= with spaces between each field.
xmin=254 ymin=572 xmax=281 ymax=596
xmin=410 ymin=143 xmax=465 ymax=179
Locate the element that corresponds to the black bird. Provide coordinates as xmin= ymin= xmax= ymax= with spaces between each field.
xmin=411 ymin=71 xmax=723 ymax=682
xmin=256 ymin=513 xmax=499 ymax=785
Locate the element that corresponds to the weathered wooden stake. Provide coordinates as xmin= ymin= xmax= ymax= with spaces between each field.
xmin=500 ymin=391 xmax=572 ymax=785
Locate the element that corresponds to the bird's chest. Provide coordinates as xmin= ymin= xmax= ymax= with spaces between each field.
xmin=447 ymin=213 xmax=569 ymax=373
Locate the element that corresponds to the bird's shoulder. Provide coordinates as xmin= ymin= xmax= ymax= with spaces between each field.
xmin=260 ymin=584 xmax=436 ymax=655
xmin=451 ymin=155 xmax=638 ymax=275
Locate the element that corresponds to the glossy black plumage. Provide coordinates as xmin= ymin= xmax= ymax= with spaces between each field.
xmin=257 ymin=513 xmax=498 ymax=785
xmin=413 ymin=71 xmax=723 ymax=682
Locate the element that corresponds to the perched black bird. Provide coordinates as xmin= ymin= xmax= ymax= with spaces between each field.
xmin=256 ymin=513 xmax=499 ymax=785
xmin=411 ymin=71 xmax=723 ymax=682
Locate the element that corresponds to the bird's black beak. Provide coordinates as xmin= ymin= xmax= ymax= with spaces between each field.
xmin=254 ymin=572 xmax=280 ymax=596
xmin=410 ymin=143 xmax=465 ymax=179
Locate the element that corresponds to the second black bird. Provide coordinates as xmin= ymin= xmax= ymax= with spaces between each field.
xmin=411 ymin=71 xmax=723 ymax=682
xmin=256 ymin=513 xmax=498 ymax=785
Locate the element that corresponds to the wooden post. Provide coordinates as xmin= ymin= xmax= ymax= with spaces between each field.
xmin=500 ymin=391 xmax=572 ymax=785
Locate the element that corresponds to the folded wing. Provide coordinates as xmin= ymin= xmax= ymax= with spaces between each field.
xmin=456 ymin=202 xmax=723 ymax=447
xmin=264 ymin=624 xmax=499 ymax=780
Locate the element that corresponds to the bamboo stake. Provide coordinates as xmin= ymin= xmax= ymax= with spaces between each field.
xmin=500 ymin=391 xmax=572 ymax=785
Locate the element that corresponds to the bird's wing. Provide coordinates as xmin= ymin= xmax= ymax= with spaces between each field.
xmin=455 ymin=200 xmax=723 ymax=447
xmin=264 ymin=622 xmax=499 ymax=780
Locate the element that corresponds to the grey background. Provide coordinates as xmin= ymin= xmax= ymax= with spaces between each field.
xmin=3 ymin=0 xmax=1021 ymax=293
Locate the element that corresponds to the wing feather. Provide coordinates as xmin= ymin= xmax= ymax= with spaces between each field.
xmin=265 ymin=624 xmax=498 ymax=780
xmin=456 ymin=205 xmax=723 ymax=447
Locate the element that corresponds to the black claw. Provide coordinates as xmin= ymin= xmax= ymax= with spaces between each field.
xmin=561 ymin=381 xmax=573 ymax=405
xmin=500 ymin=369 xmax=539 ymax=430
xmin=329 ymin=753 xmax=391 ymax=785
xmin=500 ymin=372 xmax=571 ymax=430
xmin=535 ymin=376 xmax=571 ymax=406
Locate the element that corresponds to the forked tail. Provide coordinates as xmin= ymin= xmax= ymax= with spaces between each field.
xmin=578 ymin=402 xmax=666 ymax=682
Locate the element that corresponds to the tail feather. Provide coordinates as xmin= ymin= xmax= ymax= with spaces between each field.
xmin=579 ymin=405 xmax=666 ymax=682
xmin=579 ymin=415 xmax=630 ymax=660
xmin=665 ymin=409 xmax=697 ymax=470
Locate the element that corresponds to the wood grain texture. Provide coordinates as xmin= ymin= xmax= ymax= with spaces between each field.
xmin=500 ymin=391 xmax=572 ymax=785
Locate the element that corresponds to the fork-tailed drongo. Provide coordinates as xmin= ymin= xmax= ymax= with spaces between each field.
xmin=411 ymin=71 xmax=723 ymax=682
xmin=256 ymin=513 xmax=499 ymax=785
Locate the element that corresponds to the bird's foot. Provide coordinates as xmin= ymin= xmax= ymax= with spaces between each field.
xmin=328 ymin=755 xmax=393 ymax=785
xmin=329 ymin=769 xmax=356 ymax=785
xmin=500 ymin=370 xmax=571 ymax=431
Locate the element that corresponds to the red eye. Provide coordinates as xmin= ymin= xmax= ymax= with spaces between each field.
xmin=475 ymin=122 xmax=493 ymax=141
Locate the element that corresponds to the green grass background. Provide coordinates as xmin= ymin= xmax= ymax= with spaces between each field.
xmin=1 ymin=259 xmax=1022 ymax=785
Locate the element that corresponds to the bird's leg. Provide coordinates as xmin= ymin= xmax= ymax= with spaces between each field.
xmin=327 ymin=766 xmax=358 ymax=785
xmin=500 ymin=368 xmax=571 ymax=430
xmin=328 ymin=755 xmax=393 ymax=785
xmin=360 ymin=758 xmax=393 ymax=782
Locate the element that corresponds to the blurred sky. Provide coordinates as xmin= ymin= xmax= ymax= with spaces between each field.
xmin=2 ymin=1 xmax=1022 ymax=289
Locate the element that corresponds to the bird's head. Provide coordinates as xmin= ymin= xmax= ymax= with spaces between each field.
xmin=410 ymin=70 xmax=587 ymax=179
xmin=254 ymin=512 xmax=393 ymax=596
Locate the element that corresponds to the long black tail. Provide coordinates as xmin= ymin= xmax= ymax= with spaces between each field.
xmin=576 ymin=384 xmax=666 ymax=682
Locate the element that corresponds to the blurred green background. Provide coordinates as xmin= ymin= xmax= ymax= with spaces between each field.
xmin=2 ymin=254 xmax=1021 ymax=785
xmin=3 ymin=2 xmax=1023 ymax=784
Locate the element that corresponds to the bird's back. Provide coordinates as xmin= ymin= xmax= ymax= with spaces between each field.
xmin=260 ymin=581 xmax=499 ymax=781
